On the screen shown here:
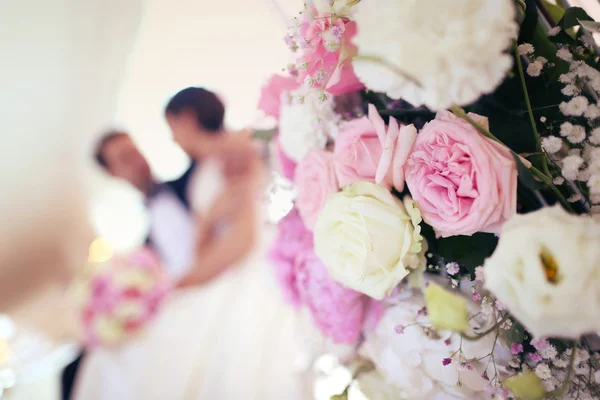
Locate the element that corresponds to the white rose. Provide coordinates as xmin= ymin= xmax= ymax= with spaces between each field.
xmin=314 ymin=181 xmax=425 ymax=300
xmin=484 ymin=205 xmax=600 ymax=338
xmin=278 ymin=89 xmax=338 ymax=162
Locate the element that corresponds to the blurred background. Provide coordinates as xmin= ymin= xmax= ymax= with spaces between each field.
xmin=0 ymin=0 xmax=300 ymax=398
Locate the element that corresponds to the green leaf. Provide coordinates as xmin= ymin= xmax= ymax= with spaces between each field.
xmin=560 ymin=7 xmax=594 ymax=29
xmin=504 ymin=321 xmax=526 ymax=345
xmin=436 ymin=233 xmax=498 ymax=274
xmin=518 ymin=0 xmax=538 ymax=43
xmin=503 ymin=372 xmax=546 ymax=400
xmin=512 ymin=152 xmax=545 ymax=191
xmin=541 ymin=0 xmax=564 ymax=25
xmin=424 ymin=284 xmax=469 ymax=333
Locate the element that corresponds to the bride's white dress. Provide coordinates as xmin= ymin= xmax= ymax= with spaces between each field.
xmin=74 ymin=159 xmax=312 ymax=400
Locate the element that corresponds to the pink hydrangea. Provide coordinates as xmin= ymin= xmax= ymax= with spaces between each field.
xmin=258 ymin=74 xmax=300 ymax=119
xmin=294 ymin=150 xmax=339 ymax=230
xmin=295 ymin=237 xmax=381 ymax=344
xmin=296 ymin=12 xmax=363 ymax=95
xmin=266 ymin=209 xmax=311 ymax=306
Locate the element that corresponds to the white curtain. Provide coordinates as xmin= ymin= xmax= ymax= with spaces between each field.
xmin=0 ymin=0 xmax=145 ymax=341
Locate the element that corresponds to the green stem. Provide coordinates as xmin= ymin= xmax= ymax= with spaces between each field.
xmin=449 ymin=105 xmax=575 ymax=212
xmin=529 ymin=166 xmax=574 ymax=212
xmin=514 ymin=46 xmax=551 ymax=177
xmin=547 ymin=342 xmax=578 ymax=398
xmin=462 ymin=314 xmax=510 ymax=341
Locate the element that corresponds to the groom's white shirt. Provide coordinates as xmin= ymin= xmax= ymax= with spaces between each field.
xmin=147 ymin=185 xmax=195 ymax=280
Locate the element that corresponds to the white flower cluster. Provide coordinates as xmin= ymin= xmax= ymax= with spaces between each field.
xmin=351 ymin=0 xmax=518 ymax=110
xmin=278 ymin=87 xmax=339 ymax=162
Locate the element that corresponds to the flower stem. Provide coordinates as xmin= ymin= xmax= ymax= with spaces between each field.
xmin=547 ymin=342 xmax=578 ymax=398
xmin=462 ymin=314 xmax=510 ymax=341
xmin=513 ymin=46 xmax=551 ymax=177
xmin=449 ymin=105 xmax=575 ymax=212
xmin=529 ymin=165 xmax=574 ymax=212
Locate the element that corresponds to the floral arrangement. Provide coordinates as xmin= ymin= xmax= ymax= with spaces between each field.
xmin=259 ymin=0 xmax=600 ymax=399
xmin=72 ymin=247 xmax=171 ymax=347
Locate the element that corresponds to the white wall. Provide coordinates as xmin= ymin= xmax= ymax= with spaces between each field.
xmin=92 ymin=0 xmax=302 ymax=250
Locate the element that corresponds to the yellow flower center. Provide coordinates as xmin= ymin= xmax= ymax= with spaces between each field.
xmin=540 ymin=248 xmax=559 ymax=284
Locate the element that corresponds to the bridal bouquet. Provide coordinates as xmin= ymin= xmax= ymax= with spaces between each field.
xmin=73 ymin=247 xmax=171 ymax=347
xmin=260 ymin=0 xmax=600 ymax=399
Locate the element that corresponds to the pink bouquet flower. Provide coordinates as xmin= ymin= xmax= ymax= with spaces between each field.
xmin=296 ymin=12 xmax=363 ymax=96
xmin=266 ymin=209 xmax=311 ymax=306
xmin=258 ymin=74 xmax=299 ymax=119
xmin=405 ymin=111 xmax=517 ymax=237
xmin=294 ymin=150 xmax=339 ymax=230
xmin=77 ymin=247 xmax=171 ymax=347
xmin=296 ymin=237 xmax=382 ymax=344
xmin=333 ymin=117 xmax=385 ymax=188
xmin=368 ymin=104 xmax=418 ymax=192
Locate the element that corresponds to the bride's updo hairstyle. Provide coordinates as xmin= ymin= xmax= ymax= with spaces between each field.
xmin=165 ymin=87 xmax=225 ymax=133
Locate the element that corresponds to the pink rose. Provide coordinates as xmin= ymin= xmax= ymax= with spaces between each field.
xmin=295 ymin=237 xmax=381 ymax=344
xmin=297 ymin=15 xmax=363 ymax=96
xmin=274 ymin=135 xmax=297 ymax=180
xmin=333 ymin=117 xmax=384 ymax=188
xmin=266 ymin=209 xmax=311 ymax=306
xmin=295 ymin=150 xmax=339 ymax=230
xmin=258 ymin=74 xmax=299 ymax=119
xmin=368 ymin=104 xmax=418 ymax=192
xmin=405 ymin=111 xmax=518 ymax=237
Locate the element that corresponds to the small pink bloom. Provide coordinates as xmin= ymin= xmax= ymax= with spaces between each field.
xmin=258 ymin=74 xmax=300 ymax=119
xmin=333 ymin=117 xmax=385 ymax=187
xmin=405 ymin=111 xmax=518 ymax=237
xmin=295 ymin=150 xmax=339 ymax=230
xmin=465 ymin=363 xmax=473 ymax=371
xmin=368 ymin=104 xmax=417 ymax=191
xmin=394 ymin=325 xmax=405 ymax=334
xmin=531 ymin=338 xmax=549 ymax=351
xmin=530 ymin=353 xmax=543 ymax=362
xmin=472 ymin=292 xmax=482 ymax=303
xmin=511 ymin=343 xmax=524 ymax=355
xmin=442 ymin=358 xmax=452 ymax=366
xmin=297 ymin=15 xmax=363 ymax=96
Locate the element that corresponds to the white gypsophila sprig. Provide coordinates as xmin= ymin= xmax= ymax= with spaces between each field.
xmin=527 ymin=61 xmax=543 ymax=77
xmin=351 ymin=0 xmax=518 ymax=110
xmin=542 ymin=136 xmax=563 ymax=154
xmin=560 ymin=96 xmax=590 ymax=117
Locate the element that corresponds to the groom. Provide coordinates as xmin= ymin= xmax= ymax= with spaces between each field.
xmin=61 ymin=129 xmax=255 ymax=400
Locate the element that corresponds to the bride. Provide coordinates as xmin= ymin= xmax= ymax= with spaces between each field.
xmin=74 ymin=88 xmax=311 ymax=400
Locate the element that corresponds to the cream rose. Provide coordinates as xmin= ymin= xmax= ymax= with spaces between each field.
xmin=313 ymin=181 xmax=425 ymax=300
xmin=484 ymin=205 xmax=600 ymax=339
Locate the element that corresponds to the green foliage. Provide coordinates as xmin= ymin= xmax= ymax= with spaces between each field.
xmin=512 ymin=153 xmax=545 ymax=191
xmin=435 ymin=233 xmax=498 ymax=275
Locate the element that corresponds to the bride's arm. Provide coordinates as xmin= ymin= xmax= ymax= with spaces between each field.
xmin=176 ymin=185 xmax=257 ymax=287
